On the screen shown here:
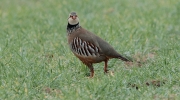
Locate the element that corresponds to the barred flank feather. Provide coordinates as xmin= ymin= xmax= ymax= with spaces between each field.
xmin=71 ymin=37 xmax=100 ymax=57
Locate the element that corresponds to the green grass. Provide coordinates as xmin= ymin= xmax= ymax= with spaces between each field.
xmin=0 ymin=0 xmax=180 ymax=99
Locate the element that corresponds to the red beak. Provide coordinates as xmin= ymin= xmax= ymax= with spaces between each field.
xmin=72 ymin=16 xmax=76 ymax=20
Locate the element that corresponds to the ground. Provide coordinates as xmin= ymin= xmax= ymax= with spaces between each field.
xmin=0 ymin=0 xmax=180 ymax=99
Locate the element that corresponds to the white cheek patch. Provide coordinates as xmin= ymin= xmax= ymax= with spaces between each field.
xmin=68 ymin=18 xmax=79 ymax=25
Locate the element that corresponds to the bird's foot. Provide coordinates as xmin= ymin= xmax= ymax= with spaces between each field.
xmin=104 ymin=69 xmax=109 ymax=73
xmin=104 ymin=70 xmax=114 ymax=76
xmin=85 ymin=72 xmax=94 ymax=78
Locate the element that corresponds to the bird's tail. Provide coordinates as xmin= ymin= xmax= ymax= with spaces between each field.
xmin=118 ymin=55 xmax=133 ymax=62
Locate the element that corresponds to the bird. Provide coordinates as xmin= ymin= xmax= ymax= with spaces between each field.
xmin=66 ymin=12 xmax=132 ymax=78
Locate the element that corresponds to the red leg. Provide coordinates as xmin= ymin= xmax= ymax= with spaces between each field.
xmin=86 ymin=63 xmax=94 ymax=78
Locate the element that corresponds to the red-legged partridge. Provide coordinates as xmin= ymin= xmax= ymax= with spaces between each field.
xmin=67 ymin=12 xmax=132 ymax=77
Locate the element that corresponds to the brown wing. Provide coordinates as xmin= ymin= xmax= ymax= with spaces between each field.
xmin=68 ymin=27 xmax=121 ymax=58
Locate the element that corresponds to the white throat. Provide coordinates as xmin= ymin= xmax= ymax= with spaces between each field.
xmin=68 ymin=17 xmax=79 ymax=25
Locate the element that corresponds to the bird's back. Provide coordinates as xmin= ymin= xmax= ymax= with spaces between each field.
xmin=68 ymin=27 xmax=121 ymax=59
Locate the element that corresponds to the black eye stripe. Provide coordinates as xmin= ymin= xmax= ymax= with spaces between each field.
xmin=70 ymin=15 xmax=77 ymax=17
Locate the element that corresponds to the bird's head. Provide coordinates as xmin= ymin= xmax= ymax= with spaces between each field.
xmin=68 ymin=12 xmax=79 ymax=25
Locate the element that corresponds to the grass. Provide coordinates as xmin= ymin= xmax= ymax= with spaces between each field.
xmin=0 ymin=0 xmax=180 ymax=99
